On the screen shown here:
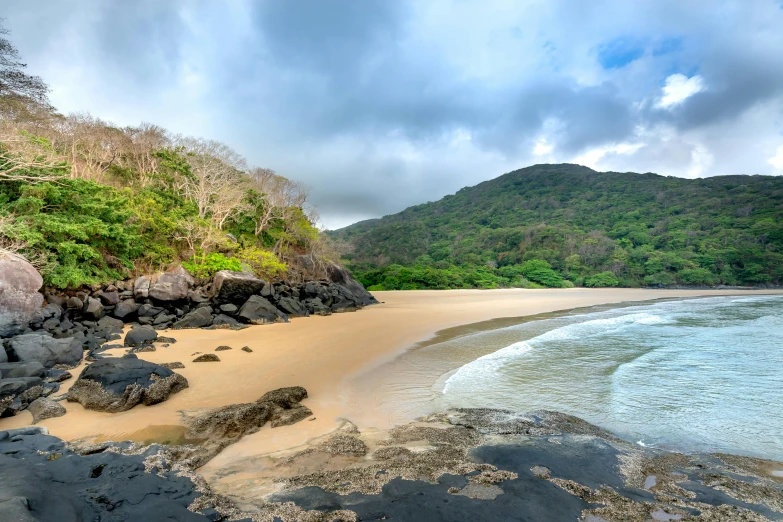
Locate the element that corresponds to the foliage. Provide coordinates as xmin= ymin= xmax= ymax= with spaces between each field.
xmin=332 ymin=164 xmax=783 ymax=289
xmin=182 ymin=252 xmax=242 ymax=279
xmin=236 ymin=245 xmax=288 ymax=279
xmin=584 ymin=271 xmax=620 ymax=288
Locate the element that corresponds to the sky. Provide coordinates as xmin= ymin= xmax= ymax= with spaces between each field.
xmin=4 ymin=0 xmax=783 ymax=229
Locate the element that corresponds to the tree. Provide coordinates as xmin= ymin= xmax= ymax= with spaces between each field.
xmin=0 ymin=20 xmax=52 ymax=117
xmin=0 ymin=124 xmax=67 ymax=182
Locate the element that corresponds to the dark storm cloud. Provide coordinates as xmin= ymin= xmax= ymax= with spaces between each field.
xmin=4 ymin=0 xmax=783 ymax=228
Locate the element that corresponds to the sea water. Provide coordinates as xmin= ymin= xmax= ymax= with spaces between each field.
xmin=442 ymin=295 xmax=783 ymax=460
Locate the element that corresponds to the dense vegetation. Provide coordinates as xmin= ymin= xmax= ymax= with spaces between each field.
xmin=331 ymin=164 xmax=783 ymax=290
xmin=0 ymin=23 xmax=333 ymax=288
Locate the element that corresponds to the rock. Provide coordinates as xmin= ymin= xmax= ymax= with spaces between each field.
xmin=258 ymin=386 xmax=308 ymax=408
xmin=326 ymin=263 xmax=379 ymax=307
xmin=97 ymin=291 xmax=120 ymax=306
xmin=44 ymin=368 xmax=71 ymax=383
xmin=83 ymin=297 xmax=104 ymax=320
xmin=129 ymin=345 xmax=156 ymax=353
xmin=160 ymin=362 xmax=184 ymax=369
xmin=186 ymin=401 xmax=273 ymax=443
xmin=219 ymin=303 xmax=238 ymax=314
xmin=193 ymin=354 xmax=220 ymax=362
xmin=113 ymin=298 xmax=139 ymax=319
xmin=187 ymin=289 xmax=208 ymax=303
xmin=138 ymin=303 xmax=163 ymax=317
xmin=41 ymin=303 xmax=63 ymax=320
xmin=67 ymin=355 xmax=188 ymax=412
xmin=133 ymin=275 xmax=151 ymax=298
xmin=241 ymin=346 xmax=252 ymax=353
xmin=172 ymin=307 xmax=214 ymax=329
xmin=238 ymin=295 xmax=287 ymax=325
xmin=148 ymin=267 xmax=194 ymax=301
xmin=260 ymin=280 xmax=275 ymax=298
xmin=124 ymin=325 xmax=158 ymax=347
xmin=97 ymin=315 xmax=124 ymax=331
xmin=65 ymin=296 xmax=83 ymax=309
xmin=6 ymin=334 xmax=82 ymax=368
xmin=0 ymin=362 xmax=45 ymax=379
xmin=0 ymin=251 xmax=44 ymax=338
xmin=210 ymin=314 xmax=241 ymax=328
xmin=276 ymin=296 xmax=309 ymax=317
xmin=270 ymin=403 xmax=313 ymax=427
xmin=212 ymin=271 xmax=265 ymax=304
xmin=303 ymin=297 xmax=332 ymax=316
xmin=27 ymin=397 xmax=66 ymax=423
xmin=215 ymin=345 xmax=232 ymax=351
xmin=153 ymin=313 xmax=176 ymax=325
xmin=154 ymin=336 xmax=177 ymax=344
xmin=0 ymin=377 xmax=44 ymax=416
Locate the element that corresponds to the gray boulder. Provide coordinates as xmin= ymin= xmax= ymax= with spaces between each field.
xmin=238 ymin=295 xmax=288 ymax=325
xmin=6 ymin=334 xmax=82 ymax=368
xmin=83 ymin=297 xmax=104 ymax=320
xmin=124 ymin=325 xmax=158 ymax=347
xmin=133 ymin=275 xmax=151 ymax=298
xmin=27 ymin=397 xmax=66 ymax=423
xmin=148 ymin=267 xmax=194 ymax=301
xmin=113 ymin=298 xmax=139 ymax=319
xmin=326 ymin=263 xmax=379 ymax=307
xmin=0 ymin=362 xmax=45 ymax=379
xmin=67 ymin=355 xmax=188 ymax=412
xmin=97 ymin=291 xmax=120 ymax=306
xmin=0 ymin=377 xmax=44 ymax=417
xmin=212 ymin=270 xmax=265 ymax=304
xmin=172 ymin=306 xmax=213 ymax=329
xmin=276 ymin=296 xmax=309 ymax=317
xmin=0 ymin=252 xmax=44 ymax=338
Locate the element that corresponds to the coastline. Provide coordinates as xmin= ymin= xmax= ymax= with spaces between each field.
xmin=2 ymin=289 xmax=782 ymax=494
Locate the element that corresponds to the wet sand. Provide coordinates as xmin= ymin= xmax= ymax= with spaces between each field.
xmin=2 ymin=288 xmax=781 ymax=487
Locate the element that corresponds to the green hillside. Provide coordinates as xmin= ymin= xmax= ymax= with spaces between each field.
xmin=331 ymin=164 xmax=783 ymax=289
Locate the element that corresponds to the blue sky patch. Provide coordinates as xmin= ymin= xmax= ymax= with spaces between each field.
xmin=597 ymin=37 xmax=646 ymax=69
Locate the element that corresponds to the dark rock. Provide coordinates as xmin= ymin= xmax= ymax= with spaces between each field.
xmin=65 ymin=296 xmax=83 ymax=309
xmin=124 ymin=325 xmax=158 ymax=347
xmin=138 ymin=303 xmax=161 ymax=317
xmin=276 ymin=296 xmax=309 ymax=317
xmin=211 ymin=271 xmax=265 ymax=304
xmin=303 ymin=297 xmax=331 ymax=316
xmin=270 ymin=403 xmax=313 ymax=427
xmin=258 ymin=386 xmax=308 ymax=408
xmin=113 ymin=298 xmax=139 ymax=319
xmin=42 ymin=317 xmax=60 ymax=330
xmin=241 ymin=346 xmax=252 ymax=353
xmin=97 ymin=315 xmax=124 ymax=331
xmin=211 ymin=314 xmax=241 ymax=328
xmin=260 ymin=280 xmax=275 ymax=298
xmin=193 ymin=354 xmax=220 ymax=362
xmin=27 ymin=397 xmax=66 ymax=423
xmin=6 ymin=334 xmax=82 ymax=368
xmin=41 ymin=303 xmax=63 ymax=320
xmin=137 ymin=316 xmax=154 ymax=325
xmin=0 ymin=361 xmax=45 ymax=379
xmin=172 ymin=307 xmax=214 ymax=329
xmin=129 ymin=345 xmax=156 ymax=353
xmin=149 ymin=267 xmax=194 ymax=301
xmin=326 ymin=263 xmax=379 ymax=306
xmin=187 ymin=289 xmax=208 ymax=303
xmin=0 ymin=252 xmax=44 ymax=338
xmin=97 ymin=291 xmax=120 ymax=306
xmin=83 ymin=297 xmax=104 ymax=320
xmin=0 ymin=377 xmax=44 ymax=416
xmin=160 ymin=362 xmax=184 ymax=369
xmin=44 ymin=368 xmax=72 ymax=383
xmin=153 ymin=313 xmax=176 ymax=325
xmin=67 ymin=356 xmax=188 ymax=412
xmin=44 ymin=292 xmax=66 ymax=307
xmin=219 ymin=303 xmax=238 ymax=314
xmin=155 ymin=336 xmax=177 ymax=344
xmin=215 ymin=345 xmax=232 ymax=351
xmin=133 ymin=275 xmax=151 ymax=298
xmin=238 ymin=295 xmax=287 ymax=325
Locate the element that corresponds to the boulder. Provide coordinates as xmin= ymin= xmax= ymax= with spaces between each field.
xmin=210 ymin=314 xmax=242 ymax=328
xmin=172 ymin=307 xmax=213 ymax=329
xmin=83 ymin=297 xmax=104 ymax=320
xmin=6 ymin=334 xmax=82 ymax=368
xmin=27 ymin=397 xmax=66 ymax=423
xmin=124 ymin=325 xmax=158 ymax=347
xmin=0 ymin=362 xmax=45 ymax=379
xmin=97 ymin=291 xmax=120 ymax=306
xmin=241 ymin=346 xmax=252 ymax=353
xmin=67 ymin=355 xmax=188 ymax=412
xmin=160 ymin=362 xmax=184 ymax=369
xmin=97 ymin=316 xmax=124 ymax=331
xmin=219 ymin=303 xmax=238 ymax=314
xmin=148 ymin=267 xmax=194 ymax=301
xmin=133 ymin=275 xmax=151 ymax=299
xmin=65 ymin=296 xmax=83 ymax=310
xmin=0 ymin=377 xmax=44 ymax=416
xmin=0 ymin=252 xmax=44 ymax=338
xmin=276 ymin=296 xmax=309 ymax=317
xmin=303 ymin=297 xmax=331 ymax=316
xmin=113 ymin=298 xmax=139 ymax=319
xmin=326 ymin=263 xmax=379 ymax=306
xmin=138 ymin=304 xmax=163 ymax=317
xmin=238 ymin=295 xmax=287 ymax=325
xmin=193 ymin=354 xmax=219 ymax=362
xmin=211 ymin=271 xmax=265 ymax=304
xmin=258 ymin=386 xmax=308 ymax=408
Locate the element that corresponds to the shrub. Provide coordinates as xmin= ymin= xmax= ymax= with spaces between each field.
xmin=677 ymin=268 xmax=715 ymax=286
xmin=237 ymin=246 xmax=288 ymax=279
xmin=183 ymin=252 xmax=242 ymax=279
xmin=518 ymin=259 xmax=563 ymax=287
xmin=584 ymin=271 xmax=620 ymax=288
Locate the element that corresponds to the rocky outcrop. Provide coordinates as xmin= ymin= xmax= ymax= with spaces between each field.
xmin=0 ymin=252 xmax=44 ymax=338
xmin=148 ymin=267 xmax=194 ymax=301
xmin=4 ymin=334 xmax=82 ymax=367
xmin=67 ymin=355 xmax=188 ymax=412
xmin=238 ymin=295 xmax=287 ymax=325
xmin=211 ymin=271 xmax=265 ymax=304
xmin=326 ymin=262 xmax=379 ymax=307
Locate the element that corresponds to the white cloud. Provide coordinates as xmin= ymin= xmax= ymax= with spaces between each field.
xmin=532 ymin=138 xmax=553 ymax=156
xmin=770 ymin=145 xmax=783 ymax=170
xmin=571 ymin=142 xmax=643 ymax=169
xmin=687 ymin=144 xmax=714 ymax=177
xmin=656 ymin=74 xmax=705 ymax=109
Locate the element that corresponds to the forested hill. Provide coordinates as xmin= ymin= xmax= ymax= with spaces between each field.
xmin=331 ymin=164 xmax=783 ymax=289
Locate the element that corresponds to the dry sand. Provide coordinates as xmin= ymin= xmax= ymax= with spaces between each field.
xmin=2 ymin=288 xmax=781 ymax=488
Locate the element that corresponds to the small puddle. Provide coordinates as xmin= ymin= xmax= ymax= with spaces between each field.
xmin=644 ymin=475 xmax=657 ymax=489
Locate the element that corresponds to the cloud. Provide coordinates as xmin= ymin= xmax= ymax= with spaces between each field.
xmin=656 ymin=74 xmax=705 ymax=109
xmin=3 ymin=0 xmax=783 ymax=229
xmin=770 ymin=145 xmax=783 ymax=170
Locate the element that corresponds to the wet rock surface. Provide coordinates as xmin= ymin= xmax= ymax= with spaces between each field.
xmin=67 ymin=355 xmax=188 ymax=412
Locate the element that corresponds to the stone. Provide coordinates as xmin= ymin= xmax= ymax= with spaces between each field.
xmin=124 ymin=325 xmax=158 ymax=347
xmin=0 ymin=362 xmax=45 ymax=379
xmin=148 ymin=267 xmax=194 ymax=301
xmin=210 ymin=314 xmax=241 ymax=328
xmin=27 ymin=397 xmax=66 ymax=423
xmin=97 ymin=291 xmax=120 ymax=306
xmin=133 ymin=275 xmax=151 ymax=298
xmin=276 ymin=296 xmax=309 ymax=317
xmin=153 ymin=313 xmax=176 ymax=325
xmin=44 ymin=369 xmax=71 ymax=383
xmin=65 ymin=296 xmax=83 ymax=309
xmin=67 ymin=355 xmax=188 ymax=412
xmin=241 ymin=346 xmax=252 ymax=353
xmin=0 ymin=377 xmax=44 ymax=416
xmin=0 ymin=251 xmax=44 ymax=338
xmin=193 ymin=354 xmax=220 ymax=362
xmin=113 ymin=298 xmax=139 ymax=319
xmin=6 ymin=334 xmax=82 ymax=368
xmin=238 ymin=295 xmax=287 ymax=325
xmin=326 ymin=262 xmax=379 ymax=307
xmin=172 ymin=307 xmax=213 ymax=329
xmin=258 ymin=386 xmax=308 ymax=408
xmin=215 ymin=345 xmax=232 ymax=351
xmin=97 ymin=316 xmax=124 ymax=331
xmin=160 ymin=362 xmax=184 ymax=369
xmin=83 ymin=297 xmax=104 ymax=320
xmin=129 ymin=345 xmax=156 ymax=353
xmin=270 ymin=403 xmax=313 ymax=427
xmin=219 ymin=303 xmax=238 ymax=314
xmin=211 ymin=271 xmax=265 ymax=304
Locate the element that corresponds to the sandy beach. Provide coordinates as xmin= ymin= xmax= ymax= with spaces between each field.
xmin=1 ymin=288 xmax=781 ymax=491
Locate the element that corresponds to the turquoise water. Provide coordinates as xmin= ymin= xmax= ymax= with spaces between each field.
xmin=442 ymin=296 xmax=783 ymax=460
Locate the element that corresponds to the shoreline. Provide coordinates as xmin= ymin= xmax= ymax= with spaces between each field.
xmin=1 ymin=288 xmax=782 ymax=499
